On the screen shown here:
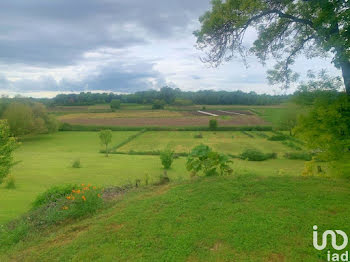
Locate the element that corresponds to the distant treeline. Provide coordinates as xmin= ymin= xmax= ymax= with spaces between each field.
xmin=51 ymin=87 xmax=289 ymax=106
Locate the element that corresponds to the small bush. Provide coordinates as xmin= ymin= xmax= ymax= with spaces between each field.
xmin=239 ymin=149 xmax=277 ymax=161
xmin=72 ymin=159 xmax=81 ymax=168
xmin=268 ymin=134 xmax=288 ymax=141
xmin=284 ymin=152 xmax=312 ymax=161
xmin=186 ymin=144 xmax=233 ymax=176
xmin=194 ymin=133 xmax=203 ymax=138
xmin=209 ymin=119 xmax=218 ymax=130
xmin=5 ymin=175 xmax=16 ymax=189
xmin=160 ymin=149 xmax=174 ymax=169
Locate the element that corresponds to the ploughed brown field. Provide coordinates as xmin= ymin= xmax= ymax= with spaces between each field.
xmin=58 ymin=110 xmax=268 ymax=127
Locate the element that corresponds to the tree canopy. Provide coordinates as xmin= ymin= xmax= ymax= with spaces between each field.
xmin=195 ymin=0 xmax=350 ymax=94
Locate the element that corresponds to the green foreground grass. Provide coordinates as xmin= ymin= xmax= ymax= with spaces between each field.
xmin=1 ymin=175 xmax=350 ymax=261
xmin=0 ymin=131 xmax=306 ymax=224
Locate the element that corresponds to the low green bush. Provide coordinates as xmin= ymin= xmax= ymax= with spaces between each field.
xmin=186 ymin=144 xmax=233 ymax=176
xmin=239 ymin=149 xmax=277 ymax=161
xmin=268 ymin=135 xmax=288 ymax=141
xmin=284 ymin=152 xmax=312 ymax=161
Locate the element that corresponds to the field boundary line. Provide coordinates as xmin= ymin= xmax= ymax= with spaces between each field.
xmin=109 ymin=129 xmax=147 ymax=152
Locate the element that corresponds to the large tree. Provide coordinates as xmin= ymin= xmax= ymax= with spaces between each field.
xmin=194 ymin=0 xmax=350 ymax=94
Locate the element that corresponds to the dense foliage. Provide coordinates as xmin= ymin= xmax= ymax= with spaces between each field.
xmin=294 ymin=94 xmax=350 ymax=161
xmin=50 ymin=88 xmax=288 ymax=106
xmin=195 ymin=0 xmax=350 ymax=94
xmin=0 ymin=120 xmax=17 ymax=184
xmin=1 ymin=101 xmax=58 ymax=136
xmin=186 ymin=144 xmax=233 ymax=176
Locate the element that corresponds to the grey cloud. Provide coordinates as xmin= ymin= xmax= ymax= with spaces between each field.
xmin=0 ymin=61 xmax=166 ymax=93
xmin=0 ymin=0 xmax=210 ymax=66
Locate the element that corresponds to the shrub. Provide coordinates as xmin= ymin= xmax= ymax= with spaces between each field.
xmin=186 ymin=144 xmax=233 ymax=176
xmin=160 ymin=149 xmax=174 ymax=169
xmin=152 ymin=99 xmax=166 ymax=109
xmin=239 ymin=149 xmax=277 ymax=161
xmin=268 ymin=134 xmax=288 ymax=141
xmin=194 ymin=133 xmax=203 ymax=138
xmin=72 ymin=159 xmax=81 ymax=168
xmin=0 ymin=120 xmax=17 ymax=184
xmin=209 ymin=119 xmax=218 ymax=130
xmin=110 ymin=99 xmax=121 ymax=110
xmin=284 ymin=152 xmax=312 ymax=161
xmin=5 ymin=175 xmax=16 ymax=189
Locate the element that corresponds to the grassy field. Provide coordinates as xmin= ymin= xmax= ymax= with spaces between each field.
xmin=0 ymin=131 xmax=307 ymax=224
xmin=117 ymin=131 xmax=294 ymax=156
xmin=52 ymin=103 xmax=291 ymax=127
xmin=1 ymin=175 xmax=350 ymax=261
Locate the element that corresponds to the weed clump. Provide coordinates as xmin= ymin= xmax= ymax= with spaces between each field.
xmin=72 ymin=159 xmax=81 ymax=168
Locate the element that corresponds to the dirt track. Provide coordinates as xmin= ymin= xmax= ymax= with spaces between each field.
xmin=62 ymin=115 xmax=267 ymax=127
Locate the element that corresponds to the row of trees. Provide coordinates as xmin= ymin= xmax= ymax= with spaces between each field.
xmin=51 ymin=87 xmax=289 ymax=106
xmin=0 ymin=99 xmax=58 ymax=136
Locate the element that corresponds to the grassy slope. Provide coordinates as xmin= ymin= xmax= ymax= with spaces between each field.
xmin=0 ymin=132 xmax=189 ymax=224
xmin=2 ymin=175 xmax=350 ymax=261
xmin=0 ymin=131 xmax=308 ymax=224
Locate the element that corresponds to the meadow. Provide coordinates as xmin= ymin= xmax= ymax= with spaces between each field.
xmin=0 ymin=129 xmax=307 ymax=224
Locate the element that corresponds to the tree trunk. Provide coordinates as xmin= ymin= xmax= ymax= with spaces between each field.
xmin=105 ymin=144 xmax=108 ymax=157
xmin=340 ymin=60 xmax=350 ymax=95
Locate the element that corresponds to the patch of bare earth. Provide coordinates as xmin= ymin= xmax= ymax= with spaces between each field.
xmin=61 ymin=115 xmax=267 ymax=127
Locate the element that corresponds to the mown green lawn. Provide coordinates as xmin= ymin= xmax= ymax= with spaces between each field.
xmin=0 ymin=132 xmax=189 ymax=224
xmin=0 ymin=131 xmax=306 ymax=224
xmin=118 ymin=131 xmax=295 ymax=156
xmin=1 ymin=175 xmax=349 ymax=261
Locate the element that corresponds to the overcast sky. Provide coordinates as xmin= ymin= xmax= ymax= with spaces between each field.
xmin=0 ymin=0 xmax=339 ymax=98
